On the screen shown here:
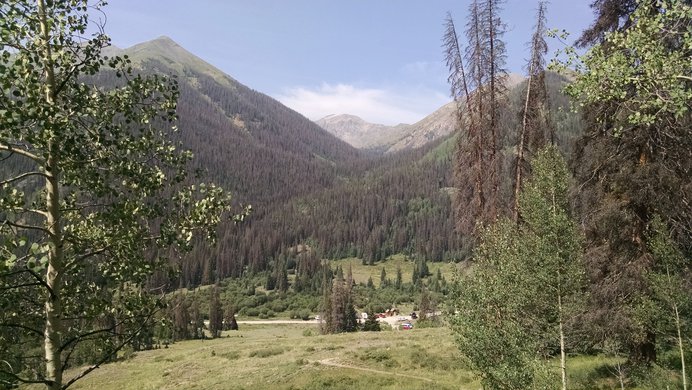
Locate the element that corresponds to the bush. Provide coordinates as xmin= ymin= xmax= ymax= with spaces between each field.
xmin=358 ymin=348 xmax=399 ymax=368
xmin=415 ymin=318 xmax=443 ymax=329
xmin=249 ymin=347 xmax=284 ymax=358
xmin=271 ymin=301 xmax=288 ymax=313
xmin=221 ymin=351 xmax=240 ymax=360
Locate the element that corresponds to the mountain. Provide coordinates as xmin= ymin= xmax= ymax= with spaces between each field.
xmin=109 ymin=36 xmax=361 ymax=204
xmin=95 ymin=37 xmax=580 ymax=288
xmin=317 ymin=73 xmax=528 ymax=154
xmin=386 ymin=102 xmax=457 ymax=153
xmin=315 ymin=114 xmax=410 ymax=152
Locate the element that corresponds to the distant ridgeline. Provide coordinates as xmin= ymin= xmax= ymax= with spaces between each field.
xmin=86 ymin=37 xmax=582 ymax=289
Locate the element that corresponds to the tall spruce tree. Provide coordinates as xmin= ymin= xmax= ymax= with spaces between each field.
xmin=208 ymin=285 xmax=223 ymax=338
xmin=567 ymin=0 xmax=692 ymax=363
xmin=446 ymin=0 xmax=508 ymax=242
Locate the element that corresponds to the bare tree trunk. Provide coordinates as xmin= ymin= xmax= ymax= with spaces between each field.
xmin=38 ymin=0 xmax=64 ymax=388
xmin=471 ymin=2 xmax=486 ymax=219
xmin=486 ymin=0 xmax=500 ymax=219
xmin=513 ymin=72 xmax=532 ymax=222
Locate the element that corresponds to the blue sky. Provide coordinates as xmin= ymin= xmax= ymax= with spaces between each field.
xmin=100 ymin=1 xmax=593 ymax=125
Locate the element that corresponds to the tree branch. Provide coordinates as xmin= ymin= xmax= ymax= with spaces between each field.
xmin=0 ymin=322 xmax=44 ymax=337
xmin=62 ymin=305 xmax=162 ymax=390
xmin=1 ymin=219 xmax=52 ymax=237
xmin=0 ymin=144 xmax=44 ymax=165
xmin=0 ymin=369 xmax=52 ymax=387
xmin=0 ymin=171 xmax=48 ymax=187
xmin=64 ymin=247 xmax=109 ymax=271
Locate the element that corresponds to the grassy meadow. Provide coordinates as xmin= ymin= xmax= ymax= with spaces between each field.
xmin=40 ymin=322 xmax=648 ymax=390
xmin=62 ymin=324 xmax=474 ymax=390
xmin=329 ymin=254 xmax=456 ymax=287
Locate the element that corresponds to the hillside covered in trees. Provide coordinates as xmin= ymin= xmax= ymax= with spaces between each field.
xmin=1 ymin=0 xmax=690 ymax=389
xmin=91 ymin=35 xmax=584 ymax=289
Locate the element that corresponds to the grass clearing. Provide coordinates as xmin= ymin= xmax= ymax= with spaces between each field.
xmin=55 ymin=324 xmax=475 ymax=390
xmin=28 ymin=322 xmax=664 ymax=389
xmin=332 ymin=254 xmax=456 ymax=287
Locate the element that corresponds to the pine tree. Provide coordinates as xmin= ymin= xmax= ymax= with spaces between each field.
xmin=224 ymin=305 xmax=239 ymax=331
xmin=567 ymin=0 xmax=692 ymax=363
xmin=208 ymin=285 xmax=223 ymax=338
xmin=361 ymin=309 xmax=381 ymax=332
xmin=446 ymin=0 xmax=509 ymax=240
xmin=191 ymin=300 xmax=204 ymax=339
xmin=172 ymin=294 xmax=191 ymax=341
xmin=395 ymin=266 xmax=403 ymax=289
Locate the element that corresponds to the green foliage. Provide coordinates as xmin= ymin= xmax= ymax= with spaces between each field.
xmin=0 ymin=1 xmax=245 ymax=387
xmin=248 ymin=347 xmax=285 ymax=358
xmin=358 ymin=348 xmax=399 ymax=368
xmin=361 ymin=310 xmax=381 ymax=332
xmin=557 ymin=0 xmax=692 ymax=365
xmin=449 ymin=146 xmax=583 ymax=389
xmin=566 ymin=0 xmax=692 ymax=129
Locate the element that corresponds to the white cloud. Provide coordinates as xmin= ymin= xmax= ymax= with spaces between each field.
xmin=274 ymin=83 xmax=448 ymax=126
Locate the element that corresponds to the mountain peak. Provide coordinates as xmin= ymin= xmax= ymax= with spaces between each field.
xmin=123 ymin=36 xmax=238 ymax=89
xmin=315 ymin=114 xmax=411 ymax=151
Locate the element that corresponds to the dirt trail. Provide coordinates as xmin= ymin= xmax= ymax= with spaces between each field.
xmin=315 ymin=358 xmax=434 ymax=383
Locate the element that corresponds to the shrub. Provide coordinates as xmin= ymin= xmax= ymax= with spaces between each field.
xmin=249 ymin=347 xmax=284 ymax=358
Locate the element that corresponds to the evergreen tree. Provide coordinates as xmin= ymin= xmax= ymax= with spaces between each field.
xmin=366 ymin=276 xmax=375 ymax=289
xmin=395 ymin=266 xmax=403 ymax=289
xmin=172 ymin=294 xmax=191 ymax=341
xmin=191 ymin=300 xmax=204 ymax=339
xmin=224 ymin=305 xmax=239 ymax=331
xmin=567 ymin=0 xmax=692 ymax=363
xmin=361 ymin=309 xmax=381 ymax=332
xmin=208 ymin=285 xmax=223 ymax=338
xmin=512 ymin=0 xmax=551 ymax=222
xmin=446 ymin=0 xmax=509 ymax=241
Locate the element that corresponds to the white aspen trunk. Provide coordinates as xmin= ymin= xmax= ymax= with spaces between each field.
xmin=668 ymin=265 xmax=687 ymax=390
xmin=558 ymin=292 xmax=567 ymax=390
xmin=674 ymin=303 xmax=687 ymax=390
xmin=37 ymin=1 xmax=64 ymax=389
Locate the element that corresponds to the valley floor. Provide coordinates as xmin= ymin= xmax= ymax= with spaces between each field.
xmin=36 ymin=322 xmax=640 ymax=390
xmin=63 ymin=323 xmax=475 ymax=390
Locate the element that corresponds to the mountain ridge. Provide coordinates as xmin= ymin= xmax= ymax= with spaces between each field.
xmin=316 ymin=73 xmax=527 ymax=154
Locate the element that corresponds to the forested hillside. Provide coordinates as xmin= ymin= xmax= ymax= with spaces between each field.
xmin=94 ymin=37 xmax=583 ymax=289
xmin=156 ymin=41 xmax=579 ymax=287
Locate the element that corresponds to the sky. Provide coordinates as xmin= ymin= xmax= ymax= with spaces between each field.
xmin=98 ymin=1 xmax=594 ymax=125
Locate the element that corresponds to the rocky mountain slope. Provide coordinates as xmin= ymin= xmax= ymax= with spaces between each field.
xmin=315 ymin=114 xmax=410 ymax=152
xmin=317 ymin=73 xmax=527 ymax=154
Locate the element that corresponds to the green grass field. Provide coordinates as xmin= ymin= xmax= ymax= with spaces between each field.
xmin=62 ymin=324 xmax=475 ymax=390
xmin=330 ymin=254 xmax=456 ymax=288
xmin=45 ymin=322 xmax=655 ymax=390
